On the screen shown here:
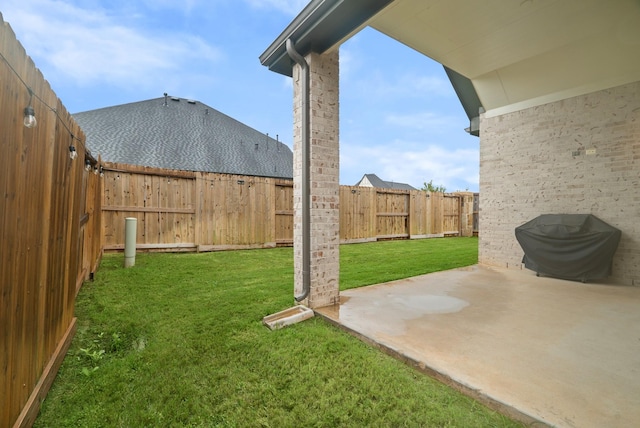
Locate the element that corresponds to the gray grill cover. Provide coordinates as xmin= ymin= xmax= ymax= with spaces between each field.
xmin=515 ymin=214 xmax=621 ymax=281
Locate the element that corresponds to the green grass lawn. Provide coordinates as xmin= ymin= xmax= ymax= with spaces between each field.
xmin=35 ymin=237 xmax=520 ymax=427
xmin=340 ymin=237 xmax=481 ymax=290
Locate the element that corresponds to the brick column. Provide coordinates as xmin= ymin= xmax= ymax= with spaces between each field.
xmin=292 ymin=50 xmax=340 ymax=308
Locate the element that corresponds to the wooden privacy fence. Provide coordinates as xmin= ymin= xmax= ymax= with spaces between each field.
xmin=1 ymin=15 xmax=103 ymax=428
xmin=102 ymin=163 xmax=476 ymax=251
xmin=102 ymin=163 xmax=292 ymax=251
xmin=340 ymin=187 xmax=475 ymax=243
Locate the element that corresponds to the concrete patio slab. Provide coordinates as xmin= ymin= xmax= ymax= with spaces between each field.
xmin=315 ymin=265 xmax=640 ymax=428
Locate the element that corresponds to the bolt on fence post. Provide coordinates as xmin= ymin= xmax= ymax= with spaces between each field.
xmin=124 ymin=217 xmax=137 ymax=268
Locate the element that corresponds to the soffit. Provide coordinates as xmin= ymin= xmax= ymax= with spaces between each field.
xmin=370 ymin=0 xmax=640 ymax=114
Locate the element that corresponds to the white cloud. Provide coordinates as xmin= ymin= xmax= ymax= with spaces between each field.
xmin=412 ymin=75 xmax=452 ymax=94
xmin=3 ymin=0 xmax=221 ymax=88
xmin=385 ymin=111 xmax=457 ymax=132
xmin=243 ymin=0 xmax=309 ymax=16
xmin=139 ymin=0 xmax=201 ymax=14
xmin=356 ymin=71 xmax=451 ymax=99
xmin=341 ymin=141 xmax=479 ymax=192
xmin=340 ymin=42 xmax=452 ymax=100
xmin=338 ymin=48 xmax=360 ymax=80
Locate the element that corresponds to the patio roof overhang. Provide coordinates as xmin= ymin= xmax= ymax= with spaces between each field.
xmin=258 ymin=0 xmax=394 ymax=77
xmin=369 ymin=0 xmax=640 ymax=118
xmin=261 ymin=0 xmax=640 ymax=131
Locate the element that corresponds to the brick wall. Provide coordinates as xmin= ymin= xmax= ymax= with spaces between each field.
xmin=292 ymin=50 xmax=340 ymax=308
xmin=479 ymin=81 xmax=640 ymax=285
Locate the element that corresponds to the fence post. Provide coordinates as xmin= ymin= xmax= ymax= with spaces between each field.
xmin=124 ymin=217 xmax=137 ymax=268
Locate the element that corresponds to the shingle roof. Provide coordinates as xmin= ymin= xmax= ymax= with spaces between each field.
xmin=355 ymin=174 xmax=417 ymax=191
xmin=73 ymin=96 xmax=293 ymax=179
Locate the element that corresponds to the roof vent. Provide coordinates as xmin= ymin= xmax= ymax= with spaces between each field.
xmin=187 ymin=100 xmax=196 ymax=104
xmin=171 ymin=97 xmax=180 ymax=102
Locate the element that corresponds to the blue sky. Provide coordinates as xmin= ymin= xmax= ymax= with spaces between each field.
xmin=2 ymin=0 xmax=479 ymax=191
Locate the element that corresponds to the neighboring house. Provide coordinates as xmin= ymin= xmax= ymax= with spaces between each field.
xmin=259 ymin=0 xmax=640 ymax=308
xmin=355 ymin=173 xmax=416 ymax=191
xmin=73 ymin=95 xmax=293 ymax=179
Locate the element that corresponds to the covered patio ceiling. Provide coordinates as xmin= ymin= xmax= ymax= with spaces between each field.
xmin=369 ymin=0 xmax=640 ymax=116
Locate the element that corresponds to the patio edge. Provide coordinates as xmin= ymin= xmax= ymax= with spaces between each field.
xmin=314 ymin=309 xmax=550 ymax=427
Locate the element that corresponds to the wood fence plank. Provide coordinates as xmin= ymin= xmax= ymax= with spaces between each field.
xmin=0 ymin=21 xmax=22 ymax=424
xmin=1 ymin=16 xmax=102 ymax=426
xmin=12 ymin=318 xmax=77 ymax=428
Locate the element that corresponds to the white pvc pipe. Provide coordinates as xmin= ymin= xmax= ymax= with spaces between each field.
xmin=124 ymin=217 xmax=137 ymax=268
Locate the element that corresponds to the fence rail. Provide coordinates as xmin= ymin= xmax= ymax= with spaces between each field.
xmin=102 ymin=163 xmax=477 ymax=251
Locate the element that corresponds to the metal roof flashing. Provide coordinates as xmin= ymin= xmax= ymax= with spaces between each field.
xmin=259 ymin=0 xmax=394 ymax=76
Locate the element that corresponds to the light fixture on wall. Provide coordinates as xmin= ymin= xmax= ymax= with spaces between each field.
xmin=23 ymin=88 xmax=37 ymax=128
xmin=93 ymin=165 xmax=99 ymax=175
xmin=85 ymin=159 xmax=92 ymax=171
xmin=69 ymin=145 xmax=77 ymax=160
xmin=99 ymin=166 xmax=104 ymax=177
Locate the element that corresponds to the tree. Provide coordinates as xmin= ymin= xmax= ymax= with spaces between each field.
xmin=421 ymin=179 xmax=446 ymax=193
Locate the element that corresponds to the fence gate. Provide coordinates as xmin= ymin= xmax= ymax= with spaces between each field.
xmin=376 ymin=191 xmax=409 ymax=239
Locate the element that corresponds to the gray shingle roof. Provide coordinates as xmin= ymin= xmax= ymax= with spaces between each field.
xmin=73 ymin=96 xmax=293 ymax=179
xmin=355 ymin=174 xmax=417 ymax=191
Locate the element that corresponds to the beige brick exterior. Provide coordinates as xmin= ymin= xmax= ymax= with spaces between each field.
xmin=479 ymin=81 xmax=640 ymax=285
xmin=292 ymin=50 xmax=340 ymax=308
